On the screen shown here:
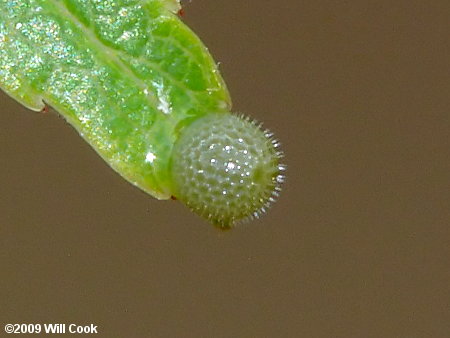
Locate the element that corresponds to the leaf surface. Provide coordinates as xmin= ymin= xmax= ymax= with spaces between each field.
xmin=0 ymin=0 xmax=231 ymax=198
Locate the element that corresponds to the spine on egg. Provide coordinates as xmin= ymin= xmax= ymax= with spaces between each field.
xmin=0 ymin=0 xmax=231 ymax=198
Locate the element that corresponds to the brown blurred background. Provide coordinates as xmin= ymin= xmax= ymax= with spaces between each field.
xmin=1 ymin=0 xmax=449 ymax=337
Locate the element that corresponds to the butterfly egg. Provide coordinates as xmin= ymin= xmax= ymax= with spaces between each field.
xmin=171 ymin=113 xmax=285 ymax=228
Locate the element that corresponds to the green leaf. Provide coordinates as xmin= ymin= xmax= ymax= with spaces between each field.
xmin=0 ymin=0 xmax=231 ymax=198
